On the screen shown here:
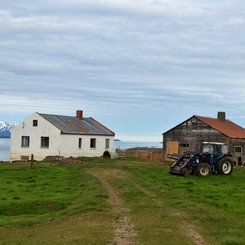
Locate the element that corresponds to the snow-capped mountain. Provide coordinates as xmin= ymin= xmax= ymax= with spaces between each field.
xmin=0 ymin=121 xmax=15 ymax=138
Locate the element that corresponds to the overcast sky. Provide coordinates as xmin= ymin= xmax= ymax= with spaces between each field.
xmin=1 ymin=0 xmax=245 ymax=141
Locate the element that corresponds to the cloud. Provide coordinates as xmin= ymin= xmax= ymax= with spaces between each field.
xmin=1 ymin=0 xmax=245 ymax=138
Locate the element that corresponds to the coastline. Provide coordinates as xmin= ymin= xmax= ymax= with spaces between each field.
xmin=114 ymin=141 xmax=162 ymax=150
xmin=0 ymin=139 xmax=162 ymax=162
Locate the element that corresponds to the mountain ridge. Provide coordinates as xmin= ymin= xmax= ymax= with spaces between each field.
xmin=0 ymin=121 xmax=15 ymax=138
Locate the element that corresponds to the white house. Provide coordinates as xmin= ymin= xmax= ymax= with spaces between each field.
xmin=10 ymin=110 xmax=115 ymax=161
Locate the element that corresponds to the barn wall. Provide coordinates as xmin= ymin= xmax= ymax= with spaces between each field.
xmin=163 ymin=116 xmax=245 ymax=165
xmin=163 ymin=117 xmax=228 ymax=158
xmin=228 ymin=138 xmax=245 ymax=166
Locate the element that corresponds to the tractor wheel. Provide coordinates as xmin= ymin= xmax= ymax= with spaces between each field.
xmin=196 ymin=163 xmax=211 ymax=177
xmin=182 ymin=168 xmax=190 ymax=177
xmin=217 ymin=157 xmax=233 ymax=175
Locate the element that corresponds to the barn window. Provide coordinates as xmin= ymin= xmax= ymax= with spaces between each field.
xmin=192 ymin=121 xmax=197 ymax=129
xmin=191 ymin=117 xmax=197 ymax=129
xmin=90 ymin=138 xmax=96 ymax=148
xmin=78 ymin=138 xmax=82 ymax=149
xmin=180 ymin=143 xmax=189 ymax=147
xmin=235 ymin=146 xmax=242 ymax=153
xmin=21 ymin=136 xmax=30 ymax=147
xmin=33 ymin=120 xmax=38 ymax=127
xmin=105 ymin=139 xmax=110 ymax=149
xmin=41 ymin=137 xmax=49 ymax=148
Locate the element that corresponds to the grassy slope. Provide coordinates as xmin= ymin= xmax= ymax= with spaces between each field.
xmin=0 ymin=159 xmax=244 ymax=245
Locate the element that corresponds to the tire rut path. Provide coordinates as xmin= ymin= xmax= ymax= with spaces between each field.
xmin=87 ymin=169 xmax=136 ymax=245
xmin=88 ymin=168 xmax=207 ymax=245
xmin=127 ymin=178 xmax=206 ymax=245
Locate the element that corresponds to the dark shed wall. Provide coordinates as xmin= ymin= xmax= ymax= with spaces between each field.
xmin=163 ymin=116 xmax=228 ymax=154
xmin=228 ymin=138 xmax=245 ymax=166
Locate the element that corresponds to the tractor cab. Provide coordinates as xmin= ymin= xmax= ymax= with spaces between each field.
xmin=202 ymin=142 xmax=227 ymax=164
xmin=202 ymin=141 xmax=227 ymax=154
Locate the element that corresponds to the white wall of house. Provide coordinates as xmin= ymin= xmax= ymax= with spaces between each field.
xmin=10 ymin=113 xmax=61 ymax=161
xmin=59 ymin=135 xmax=115 ymax=158
xmin=10 ymin=112 xmax=115 ymax=161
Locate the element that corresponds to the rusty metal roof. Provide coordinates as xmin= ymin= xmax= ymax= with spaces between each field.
xmin=38 ymin=113 xmax=115 ymax=136
xmin=195 ymin=115 xmax=245 ymax=139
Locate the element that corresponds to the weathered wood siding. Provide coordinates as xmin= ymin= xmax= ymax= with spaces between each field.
xmin=163 ymin=117 xmax=227 ymax=151
xmin=228 ymin=138 xmax=245 ymax=165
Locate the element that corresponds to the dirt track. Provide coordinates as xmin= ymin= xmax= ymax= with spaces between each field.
xmin=88 ymin=168 xmax=206 ymax=245
xmin=88 ymin=169 xmax=136 ymax=245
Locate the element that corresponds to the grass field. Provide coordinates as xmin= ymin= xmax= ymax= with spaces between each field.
xmin=0 ymin=158 xmax=244 ymax=245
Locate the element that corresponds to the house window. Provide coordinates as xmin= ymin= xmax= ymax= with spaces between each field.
xmin=90 ymin=138 xmax=96 ymax=148
xmin=21 ymin=136 xmax=30 ymax=147
xmin=180 ymin=143 xmax=189 ymax=148
xmin=235 ymin=146 xmax=242 ymax=153
xmin=21 ymin=155 xmax=29 ymax=161
xmin=41 ymin=137 xmax=49 ymax=148
xmin=78 ymin=138 xmax=82 ymax=149
xmin=105 ymin=139 xmax=110 ymax=149
xmin=33 ymin=120 xmax=38 ymax=127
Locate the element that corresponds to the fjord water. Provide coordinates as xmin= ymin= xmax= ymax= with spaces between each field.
xmin=0 ymin=138 xmax=10 ymax=161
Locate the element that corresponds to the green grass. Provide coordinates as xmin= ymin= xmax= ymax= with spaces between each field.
xmin=0 ymin=164 xmax=109 ymax=226
xmin=0 ymin=160 xmax=244 ymax=245
xmin=122 ymin=165 xmax=245 ymax=245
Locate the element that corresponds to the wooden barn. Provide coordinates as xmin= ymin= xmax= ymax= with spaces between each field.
xmin=163 ymin=112 xmax=245 ymax=165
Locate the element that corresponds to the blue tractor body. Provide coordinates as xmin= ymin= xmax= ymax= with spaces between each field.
xmin=169 ymin=143 xmax=233 ymax=177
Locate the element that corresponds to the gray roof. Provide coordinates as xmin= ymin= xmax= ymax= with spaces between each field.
xmin=38 ymin=113 xmax=115 ymax=136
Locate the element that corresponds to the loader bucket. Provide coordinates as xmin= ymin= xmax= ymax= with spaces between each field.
xmin=169 ymin=165 xmax=183 ymax=175
xmin=169 ymin=165 xmax=189 ymax=176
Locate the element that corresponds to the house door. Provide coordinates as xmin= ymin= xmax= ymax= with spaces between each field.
xmin=234 ymin=145 xmax=243 ymax=166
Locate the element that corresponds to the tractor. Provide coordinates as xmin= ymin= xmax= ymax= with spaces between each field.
xmin=169 ymin=142 xmax=234 ymax=177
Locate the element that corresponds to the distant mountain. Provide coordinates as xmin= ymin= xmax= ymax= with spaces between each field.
xmin=0 ymin=121 xmax=15 ymax=138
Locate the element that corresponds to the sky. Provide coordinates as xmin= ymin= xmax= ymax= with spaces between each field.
xmin=1 ymin=0 xmax=245 ymax=142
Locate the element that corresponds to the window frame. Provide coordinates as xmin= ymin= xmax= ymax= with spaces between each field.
xmin=33 ymin=120 xmax=38 ymax=127
xmin=78 ymin=138 xmax=82 ymax=149
xmin=90 ymin=138 xmax=96 ymax=149
xmin=21 ymin=136 xmax=30 ymax=148
xmin=105 ymin=138 xmax=110 ymax=149
xmin=41 ymin=137 xmax=49 ymax=148
xmin=234 ymin=146 xmax=242 ymax=153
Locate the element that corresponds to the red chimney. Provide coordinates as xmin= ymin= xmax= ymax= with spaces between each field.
xmin=76 ymin=110 xmax=83 ymax=120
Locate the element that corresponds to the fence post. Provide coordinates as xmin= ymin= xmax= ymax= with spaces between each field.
xmin=31 ymin=154 xmax=34 ymax=168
